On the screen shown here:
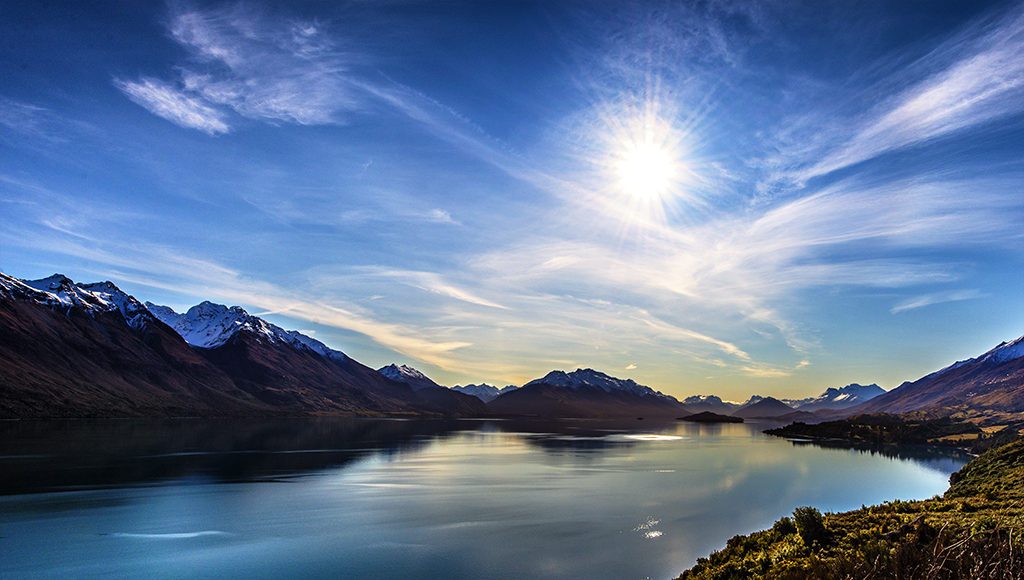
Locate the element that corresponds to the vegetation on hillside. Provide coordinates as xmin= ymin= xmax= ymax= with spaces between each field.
xmin=676 ymin=438 xmax=1024 ymax=580
xmin=764 ymin=413 xmax=1024 ymax=454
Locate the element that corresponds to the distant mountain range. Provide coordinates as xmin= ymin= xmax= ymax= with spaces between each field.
xmin=682 ymin=395 xmax=739 ymax=414
xmin=1 ymin=271 xmax=1020 ymax=421
xmin=794 ymin=383 xmax=886 ymax=412
xmin=451 ymin=383 xmax=519 ymax=403
xmin=680 ymin=383 xmax=887 ymax=419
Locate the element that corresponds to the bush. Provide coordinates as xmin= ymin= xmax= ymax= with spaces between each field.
xmin=772 ymin=516 xmax=797 ymax=538
xmin=793 ymin=506 xmax=827 ymax=546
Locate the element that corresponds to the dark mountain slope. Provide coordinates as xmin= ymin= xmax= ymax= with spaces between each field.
xmin=0 ymin=272 xmax=487 ymax=418
xmin=184 ymin=326 xmax=489 ymax=416
xmin=0 ymin=281 xmax=265 ymax=418
xmin=732 ymin=397 xmax=794 ymax=418
xmin=488 ymin=382 xmax=690 ymax=419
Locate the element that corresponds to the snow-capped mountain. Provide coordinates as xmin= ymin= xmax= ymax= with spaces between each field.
xmin=490 ymin=368 xmax=688 ymax=418
xmin=738 ymin=395 xmax=766 ymax=408
xmin=926 ymin=336 xmax=1024 ymax=379
xmin=851 ymin=334 xmax=1024 ymax=416
xmin=526 ymin=368 xmax=678 ymax=401
xmin=9 ymin=273 xmax=155 ymax=330
xmin=1 ymin=271 xmax=489 ymax=418
xmin=980 ymin=336 xmax=1024 ymax=364
xmin=796 ymin=383 xmax=886 ymax=412
xmin=682 ymin=395 xmax=741 ymax=414
xmin=1 ymin=272 xmax=267 ymax=418
xmin=452 ymin=383 xmax=519 ymax=403
xmin=146 ymin=301 xmax=346 ymax=363
xmin=377 ymin=364 xmax=443 ymax=391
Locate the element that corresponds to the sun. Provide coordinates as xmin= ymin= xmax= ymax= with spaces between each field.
xmin=615 ymin=137 xmax=677 ymax=203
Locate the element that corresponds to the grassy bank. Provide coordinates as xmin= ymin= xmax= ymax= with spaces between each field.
xmin=675 ymin=438 xmax=1024 ymax=579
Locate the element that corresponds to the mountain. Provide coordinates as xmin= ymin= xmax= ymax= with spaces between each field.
xmin=0 ymin=271 xmax=487 ymax=418
xmin=378 ymin=364 xmax=444 ymax=391
xmin=452 ymin=383 xmax=519 ymax=403
xmin=488 ymin=368 xmax=690 ymax=419
xmin=146 ymin=301 xmax=489 ymax=416
xmin=736 ymin=395 xmax=768 ymax=409
xmin=795 ymin=383 xmax=886 ymax=412
xmin=376 ymin=364 xmax=491 ymax=416
xmin=731 ymin=397 xmax=795 ymax=418
xmin=682 ymin=395 xmax=741 ymax=414
xmin=0 ymin=273 xmax=265 ymax=417
xmin=847 ymin=336 xmax=1024 ymax=416
xmin=525 ymin=368 xmax=679 ymax=401
xmin=147 ymin=301 xmax=347 ymax=363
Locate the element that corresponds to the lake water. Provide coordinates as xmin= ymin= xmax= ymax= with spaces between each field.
xmin=0 ymin=418 xmax=970 ymax=580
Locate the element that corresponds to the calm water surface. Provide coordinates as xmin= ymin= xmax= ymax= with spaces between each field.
xmin=0 ymin=418 xmax=970 ymax=580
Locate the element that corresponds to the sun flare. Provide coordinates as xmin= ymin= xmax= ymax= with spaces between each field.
xmin=616 ymin=138 xmax=677 ymax=202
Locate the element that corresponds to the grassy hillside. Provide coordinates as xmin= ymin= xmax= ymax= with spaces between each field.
xmin=675 ymin=438 xmax=1024 ymax=580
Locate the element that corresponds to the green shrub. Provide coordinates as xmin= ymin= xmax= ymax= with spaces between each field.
xmin=793 ymin=506 xmax=827 ymax=546
xmin=772 ymin=516 xmax=797 ymax=538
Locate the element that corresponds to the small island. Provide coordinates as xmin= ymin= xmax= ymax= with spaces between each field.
xmin=678 ymin=411 xmax=744 ymax=424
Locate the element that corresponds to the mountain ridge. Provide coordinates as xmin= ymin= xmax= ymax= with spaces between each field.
xmin=3 ymin=271 xmax=1020 ymax=421
xmin=452 ymin=383 xmax=519 ymax=403
xmin=147 ymin=300 xmax=347 ymax=363
xmin=0 ymin=272 xmax=485 ymax=418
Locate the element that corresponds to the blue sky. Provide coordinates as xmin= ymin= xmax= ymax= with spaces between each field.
xmin=2 ymin=0 xmax=1022 ymax=401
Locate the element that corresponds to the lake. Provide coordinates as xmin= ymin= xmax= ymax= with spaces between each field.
xmin=0 ymin=418 xmax=970 ymax=580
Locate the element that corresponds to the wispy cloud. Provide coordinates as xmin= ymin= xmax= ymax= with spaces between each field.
xmin=0 ymin=97 xmax=101 ymax=149
xmin=116 ymin=5 xmax=359 ymax=132
xmin=170 ymin=8 xmax=358 ymax=125
xmin=0 ymin=98 xmax=65 ymax=142
xmin=115 ymin=77 xmax=230 ymax=134
xmin=771 ymin=5 xmax=1024 ymax=186
xmin=891 ymin=289 xmax=986 ymax=314
xmin=363 ymin=268 xmax=508 ymax=310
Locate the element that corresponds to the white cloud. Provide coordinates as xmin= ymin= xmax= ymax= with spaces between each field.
xmin=355 ymin=268 xmax=509 ymax=310
xmin=775 ymin=6 xmax=1024 ymax=185
xmin=116 ymin=5 xmax=359 ymax=132
xmin=115 ymin=78 xmax=230 ymax=134
xmin=426 ymin=209 xmax=461 ymax=225
xmin=891 ymin=289 xmax=986 ymax=314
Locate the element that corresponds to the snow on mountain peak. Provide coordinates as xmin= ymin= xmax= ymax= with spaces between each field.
xmin=527 ymin=368 xmax=675 ymax=401
xmin=146 ymin=300 xmax=346 ymax=362
xmin=379 ymin=364 xmax=431 ymax=383
xmin=27 ymin=274 xmax=75 ymax=292
xmin=926 ymin=335 xmax=1024 ymax=378
xmin=14 ymin=273 xmax=153 ymax=329
xmin=980 ymin=335 xmax=1024 ymax=364
xmin=451 ymin=383 xmax=519 ymax=403
xmin=792 ymin=383 xmax=886 ymax=411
